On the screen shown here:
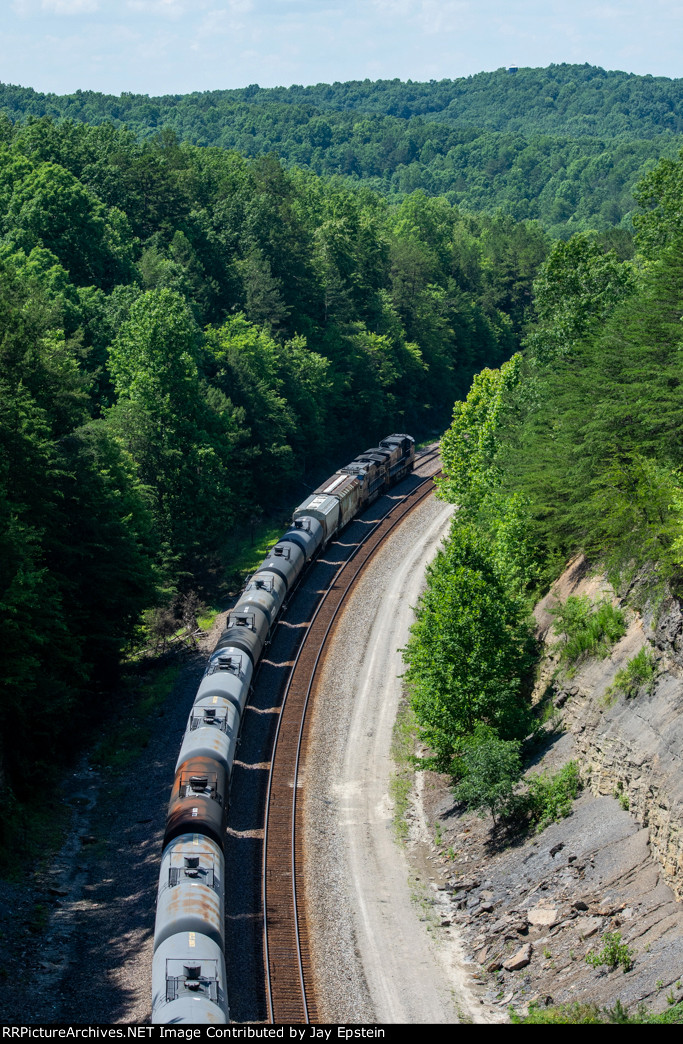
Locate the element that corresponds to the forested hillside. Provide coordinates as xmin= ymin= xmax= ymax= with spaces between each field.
xmin=4 ymin=65 xmax=683 ymax=138
xmin=3 ymin=63 xmax=681 ymax=850
xmin=0 ymin=114 xmax=548 ymax=827
xmin=404 ymin=149 xmax=683 ymax=794
xmin=2 ymin=65 xmax=682 ymax=236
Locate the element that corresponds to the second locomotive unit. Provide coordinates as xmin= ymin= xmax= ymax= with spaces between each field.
xmin=151 ymin=433 xmax=416 ymax=1024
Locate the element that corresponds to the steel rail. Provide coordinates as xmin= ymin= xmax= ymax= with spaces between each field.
xmin=262 ymin=462 xmax=440 ymax=1023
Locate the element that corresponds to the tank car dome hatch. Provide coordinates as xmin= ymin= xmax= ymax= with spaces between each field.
xmin=214 ymin=605 xmax=269 ymax=665
xmin=257 ymin=539 xmax=306 ymax=590
xmin=151 ymin=932 xmax=228 ymax=1024
xmin=154 ymin=834 xmax=225 ymax=951
xmin=164 ymin=757 xmax=228 ymax=850
xmin=281 ymin=515 xmax=324 ymax=561
xmin=175 ymin=700 xmax=239 ymax=775
xmin=195 ymin=648 xmax=252 ymax=714
xmin=238 ymin=570 xmax=287 ymax=626
xmin=206 ymin=649 xmax=244 ymax=675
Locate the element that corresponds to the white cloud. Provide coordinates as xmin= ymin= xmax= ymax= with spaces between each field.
xmin=416 ymin=0 xmax=471 ymax=34
xmin=125 ymin=0 xmax=188 ymax=18
xmin=190 ymin=10 xmax=232 ymax=45
xmin=189 ymin=2 xmax=254 ymax=49
xmin=369 ymin=0 xmax=471 ymax=34
xmin=124 ymin=0 xmax=251 ymax=20
xmin=370 ymin=0 xmax=414 ymax=15
xmin=42 ymin=0 xmax=99 ymax=12
xmin=592 ymin=5 xmax=622 ymax=20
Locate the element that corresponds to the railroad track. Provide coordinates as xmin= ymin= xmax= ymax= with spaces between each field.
xmin=262 ymin=458 xmax=440 ymax=1023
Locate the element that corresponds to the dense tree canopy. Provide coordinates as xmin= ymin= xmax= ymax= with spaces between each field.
xmin=2 ymin=76 xmax=680 ymax=839
xmin=403 ymin=525 xmax=535 ymax=768
xmin=0 ymin=113 xmax=548 ymax=818
xmin=2 ymin=65 xmax=682 ymax=237
xmin=404 ymin=145 xmax=683 ymax=770
xmin=0 ymin=262 xmax=156 ymax=799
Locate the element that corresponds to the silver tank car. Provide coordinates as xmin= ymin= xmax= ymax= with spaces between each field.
xmin=195 ymin=648 xmax=252 ymax=715
xmin=237 ymin=571 xmax=287 ymax=627
xmin=151 ymin=931 xmax=227 ymax=1024
xmin=257 ymin=539 xmax=306 ymax=591
xmin=213 ymin=605 xmax=270 ymax=666
xmin=279 ymin=515 xmax=324 ymax=562
xmin=154 ymin=833 xmax=225 ymax=951
xmin=174 ymin=699 xmax=240 ymax=775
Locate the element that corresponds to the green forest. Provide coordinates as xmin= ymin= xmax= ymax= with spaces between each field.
xmin=2 ymin=64 xmax=683 ymax=236
xmin=404 ymin=150 xmax=683 ymax=799
xmin=2 ymin=65 xmax=683 ymax=847
xmin=0 ymin=112 xmax=547 ymax=823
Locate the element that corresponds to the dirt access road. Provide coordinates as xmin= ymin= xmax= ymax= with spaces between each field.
xmin=302 ymin=493 xmax=492 ymax=1024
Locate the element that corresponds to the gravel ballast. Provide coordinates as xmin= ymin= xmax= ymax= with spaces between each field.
xmin=301 ymin=493 xmax=491 ymax=1024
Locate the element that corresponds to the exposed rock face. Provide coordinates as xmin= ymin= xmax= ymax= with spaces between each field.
xmin=437 ymin=794 xmax=683 ymax=1015
xmin=528 ymin=906 xmax=560 ymax=927
xmin=655 ymin=597 xmax=683 ymax=665
xmin=503 ymin=943 xmax=532 ymax=971
xmin=534 ymin=557 xmax=683 ymax=899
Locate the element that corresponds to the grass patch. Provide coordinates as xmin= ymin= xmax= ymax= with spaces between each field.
xmin=202 ymin=511 xmax=322 ymax=627
xmin=615 ymin=787 xmax=630 ymax=810
xmin=408 ymin=874 xmax=440 ymax=931
xmin=221 ymin=521 xmax=286 ymax=590
xmin=606 ymin=646 xmax=656 ymax=700
xmin=196 ymin=609 xmax=220 ymax=631
xmin=524 ymin=761 xmax=582 ymax=831
xmin=585 ymin=931 xmax=635 ymax=973
xmin=512 ymin=998 xmax=683 ymax=1024
xmin=652 ymin=1001 xmax=683 ymax=1023
xmin=551 ymin=595 xmax=626 ymax=669
xmin=390 ymin=697 xmax=419 ymax=843
xmin=91 ymin=663 xmax=181 ymax=771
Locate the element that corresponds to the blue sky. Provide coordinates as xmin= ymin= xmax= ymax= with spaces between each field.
xmin=4 ymin=0 xmax=683 ymax=96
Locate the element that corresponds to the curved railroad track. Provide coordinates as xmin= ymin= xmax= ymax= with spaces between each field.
xmin=262 ymin=456 xmax=441 ymax=1023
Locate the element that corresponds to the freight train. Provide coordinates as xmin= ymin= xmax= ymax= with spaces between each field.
xmin=151 ymin=434 xmax=416 ymax=1024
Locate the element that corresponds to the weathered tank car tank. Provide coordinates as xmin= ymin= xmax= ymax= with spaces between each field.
xmin=153 ymin=433 xmax=415 ymax=1023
